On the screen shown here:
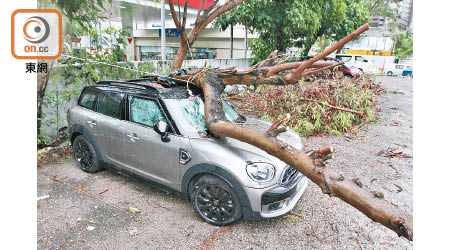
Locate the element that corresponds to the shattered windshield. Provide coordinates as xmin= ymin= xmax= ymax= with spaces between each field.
xmin=164 ymin=96 xmax=240 ymax=137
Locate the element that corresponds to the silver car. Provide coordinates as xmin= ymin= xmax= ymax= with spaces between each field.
xmin=68 ymin=78 xmax=308 ymax=226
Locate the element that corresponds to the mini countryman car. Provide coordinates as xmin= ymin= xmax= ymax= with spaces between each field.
xmin=68 ymin=77 xmax=308 ymax=226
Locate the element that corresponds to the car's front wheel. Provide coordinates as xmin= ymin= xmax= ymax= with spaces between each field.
xmin=72 ymin=135 xmax=102 ymax=173
xmin=191 ymin=175 xmax=242 ymax=226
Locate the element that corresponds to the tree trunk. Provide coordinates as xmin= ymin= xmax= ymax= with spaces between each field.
xmin=168 ymin=0 xmax=244 ymax=71
xmin=37 ymin=60 xmax=53 ymax=136
xmin=230 ymin=25 xmax=233 ymax=59
xmin=171 ymin=23 xmax=413 ymax=240
xmin=172 ymin=42 xmax=189 ymax=70
xmin=276 ymin=29 xmax=285 ymax=53
xmin=302 ymin=40 xmax=314 ymax=57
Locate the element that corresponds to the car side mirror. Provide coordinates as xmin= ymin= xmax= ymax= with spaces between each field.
xmin=154 ymin=120 xmax=170 ymax=142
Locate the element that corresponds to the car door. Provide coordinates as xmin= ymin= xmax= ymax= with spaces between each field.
xmin=123 ymin=95 xmax=180 ymax=189
xmin=94 ymin=91 xmax=127 ymax=167
xmin=355 ymin=56 xmax=367 ymax=72
xmin=76 ymin=88 xmax=101 ymax=137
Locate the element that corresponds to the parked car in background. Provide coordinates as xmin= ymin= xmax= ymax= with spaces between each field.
xmin=337 ymin=64 xmax=361 ymax=79
xmin=383 ymin=63 xmax=413 ymax=76
xmin=335 ymin=54 xmax=378 ymax=75
xmin=68 ymin=78 xmax=308 ymax=226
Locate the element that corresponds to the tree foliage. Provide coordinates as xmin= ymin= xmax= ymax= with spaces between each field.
xmin=215 ymin=0 xmax=369 ymax=61
xmin=394 ymin=31 xmax=413 ymax=59
xmin=50 ymin=0 xmax=113 ymax=29
xmin=362 ymin=0 xmax=399 ymax=19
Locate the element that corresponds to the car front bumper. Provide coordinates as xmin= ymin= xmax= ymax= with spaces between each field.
xmin=243 ymin=175 xmax=308 ymax=219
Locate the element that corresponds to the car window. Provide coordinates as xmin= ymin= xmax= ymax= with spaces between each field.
xmin=78 ymin=89 xmax=98 ymax=110
xmin=96 ymin=92 xmax=124 ymax=119
xmin=355 ymin=56 xmax=365 ymax=62
xmin=336 ymin=56 xmax=351 ymax=62
xmin=406 ymin=66 xmax=412 ymax=70
xmin=395 ymin=65 xmax=405 ymax=69
xmin=130 ymin=97 xmax=166 ymax=127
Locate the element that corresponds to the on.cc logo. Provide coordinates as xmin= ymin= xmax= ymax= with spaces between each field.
xmin=23 ymin=16 xmax=50 ymax=44
xmin=11 ymin=9 xmax=62 ymax=59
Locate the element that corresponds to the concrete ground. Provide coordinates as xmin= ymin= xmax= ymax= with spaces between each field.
xmin=37 ymin=76 xmax=413 ymax=249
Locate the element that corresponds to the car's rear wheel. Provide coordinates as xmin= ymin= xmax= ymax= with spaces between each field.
xmin=191 ymin=175 xmax=242 ymax=226
xmin=72 ymin=135 xmax=102 ymax=173
xmin=387 ymin=71 xmax=393 ymax=76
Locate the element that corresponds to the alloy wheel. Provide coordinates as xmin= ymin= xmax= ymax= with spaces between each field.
xmin=74 ymin=139 xmax=94 ymax=171
xmin=195 ymin=184 xmax=236 ymax=223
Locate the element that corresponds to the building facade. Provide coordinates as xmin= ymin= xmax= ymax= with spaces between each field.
xmin=75 ymin=0 xmax=254 ymax=62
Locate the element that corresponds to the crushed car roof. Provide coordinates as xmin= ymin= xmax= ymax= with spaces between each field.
xmin=94 ymin=76 xmax=203 ymax=99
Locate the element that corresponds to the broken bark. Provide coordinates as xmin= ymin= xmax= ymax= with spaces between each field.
xmin=170 ymin=23 xmax=413 ymax=240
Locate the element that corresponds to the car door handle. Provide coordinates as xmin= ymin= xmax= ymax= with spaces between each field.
xmin=127 ymin=133 xmax=140 ymax=141
xmin=86 ymin=120 xmax=97 ymax=127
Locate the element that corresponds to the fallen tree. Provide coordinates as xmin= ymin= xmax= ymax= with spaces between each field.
xmin=168 ymin=23 xmax=413 ymax=240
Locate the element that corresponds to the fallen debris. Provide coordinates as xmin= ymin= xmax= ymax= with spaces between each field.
xmin=393 ymin=184 xmax=403 ymax=193
xmin=376 ymin=159 xmax=385 ymax=164
xmin=289 ymin=210 xmax=304 ymax=218
xmin=199 ymin=225 xmax=233 ymax=250
xmin=98 ymin=189 xmax=109 ymax=195
xmin=377 ymin=147 xmax=412 ymax=158
xmin=37 ymin=195 xmax=49 ymax=201
xmin=129 ymin=207 xmax=142 ymax=213
xmin=129 ymin=228 xmax=138 ymax=236
xmin=76 ymin=184 xmax=85 ymax=191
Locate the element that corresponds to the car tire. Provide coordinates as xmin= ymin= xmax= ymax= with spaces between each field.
xmin=191 ymin=175 xmax=242 ymax=226
xmin=387 ymin=71 xmax=393 ymax=76
xmin=72 ymin=135 xmax=102 ymax=173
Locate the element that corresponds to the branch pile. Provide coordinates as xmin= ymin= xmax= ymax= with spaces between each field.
xmin=225 ymin=73 xmax=384 ymax=135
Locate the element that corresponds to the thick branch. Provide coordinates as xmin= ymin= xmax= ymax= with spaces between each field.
xmin=173 ymin=24 xmax=368 ymax=86
xmin=286 ymin=24 xmax=369 ymax=83
xmin=168 ymin=0 xmax=188 ymax=44
xmin=266 ymin=61 xmax=335 ymax=77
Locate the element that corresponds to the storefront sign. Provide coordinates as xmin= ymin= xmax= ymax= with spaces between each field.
xmin=158 ymin=28 xmax=179 ymax=38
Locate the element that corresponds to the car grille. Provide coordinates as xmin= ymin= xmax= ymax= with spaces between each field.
xmin=281 ymin=165 xmax=299 ymax=187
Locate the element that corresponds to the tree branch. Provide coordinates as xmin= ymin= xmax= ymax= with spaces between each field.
xmin=197 ymin=0 xmax=244 ymax=32
xmin=286 ymin=24 xmax=369 ymax=83
xmin=195 ymin=0 xmax=205 ymax=25
xmin=299 ymin=97 xmax=364 ymax=116
xmin=168 ymin=0 xmax=189 ymax=46
xmin=300 ymin=61 xmax=344 ymax=77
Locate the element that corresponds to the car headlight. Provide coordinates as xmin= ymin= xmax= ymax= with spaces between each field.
xmin=246 ymin=162 xmax=275 ymax=182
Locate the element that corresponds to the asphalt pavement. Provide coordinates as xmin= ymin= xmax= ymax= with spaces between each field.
xmin=37 ymin=76 xmax=413 ymax=249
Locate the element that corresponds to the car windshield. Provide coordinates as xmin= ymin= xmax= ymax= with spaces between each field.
xmin=164 ymin=96 xmax=239 ymax=137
